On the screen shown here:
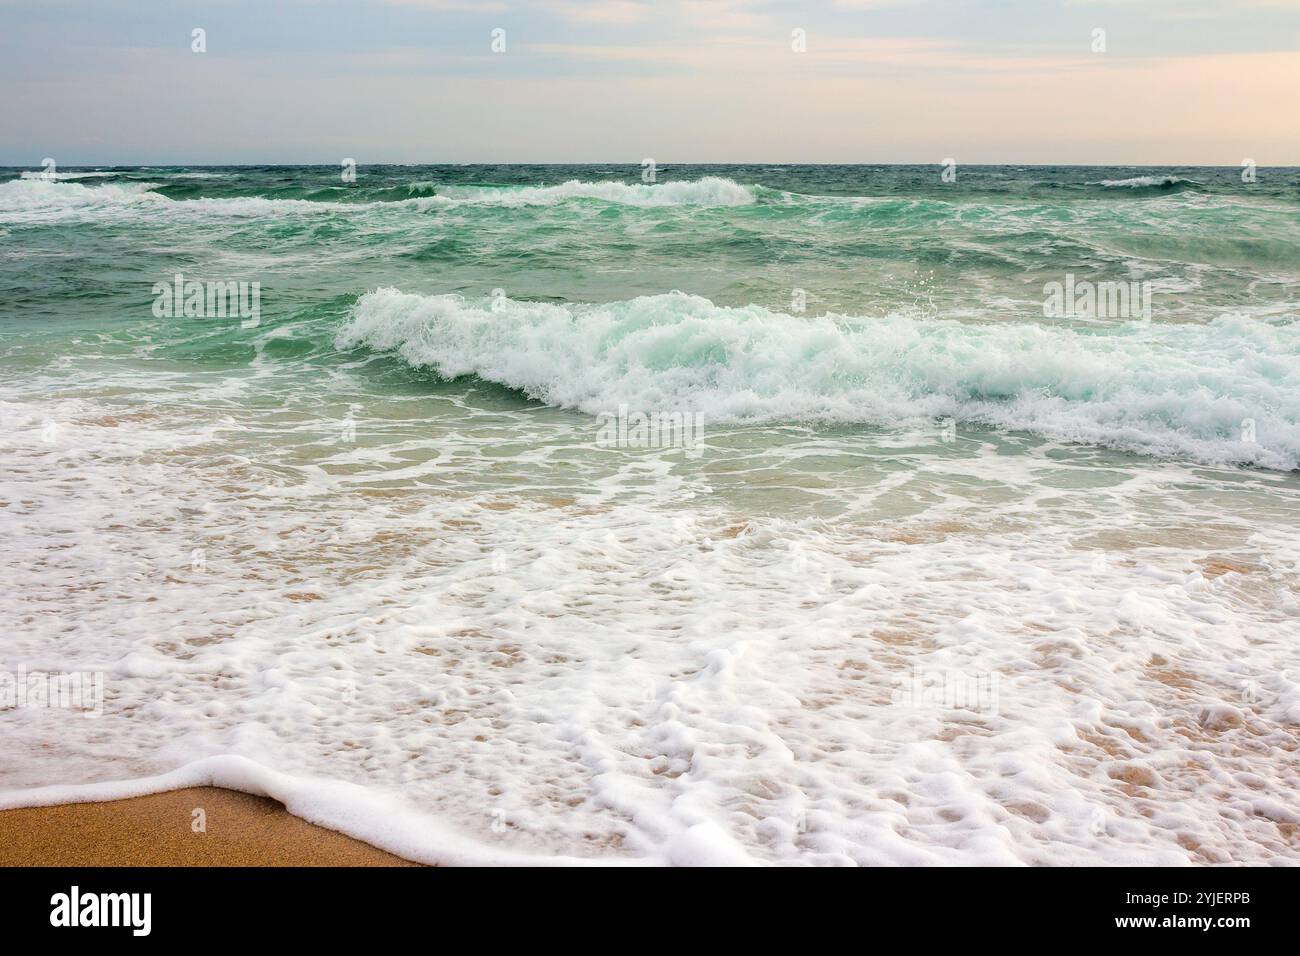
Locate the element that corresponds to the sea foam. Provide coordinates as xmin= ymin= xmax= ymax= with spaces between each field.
xmin=0 ymin=178 xmax=162 ymax=210
xmin=18 ymin=170 xmax=119 ymax=180
xmin=339 ymin=289 xmax=1300 ymax=470
xmin=0 ymin=175 xmax=758 ymax=219
xmin=1089 ymin=175 xmax=1202 ymax=193
xmin=428 ymin=177 xmax=757 ymax=207
xmin=3 ymin=396 xmax=1297 ymax=865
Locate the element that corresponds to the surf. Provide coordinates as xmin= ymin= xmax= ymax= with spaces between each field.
xmin=338 ymin=289 xmax=1300 ymax=470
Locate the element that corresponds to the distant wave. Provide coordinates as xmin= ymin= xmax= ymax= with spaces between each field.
xmin=0 ymin=176 xmax=759 ymax=215
xmin=1089 ymin=175 xmax=1203 ymax=194
xmin=428 ymin=177 xmax=757 ymax=207
xmin=18 ymin=170 xmax=119 ymax=181
xmin=0 ymin=179 xmax=363 ymax=218
xmin=338 ymin=289 xmax=1300 ymax=470
xmin=0 ymin=179 xmax=162 ymax=212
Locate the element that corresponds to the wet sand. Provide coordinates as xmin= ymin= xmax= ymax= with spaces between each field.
xmin=0 ymin=787 xmax=421 ymax=866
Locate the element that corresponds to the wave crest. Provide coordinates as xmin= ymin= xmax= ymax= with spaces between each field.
xmin=0 ymin=175 xmax=758 ymax=216
xmin=18 ymin=170 xmax=119 ymax=181
xmin=337 ymin=289 xmax=1300 ymax=470
xmin=0 ymin=178 xmax=161 ymax=211
xmin=429 ymin=177 xmax=757 ymax=207
xmin=1090 ymin=175 xmax=1202 ymax=193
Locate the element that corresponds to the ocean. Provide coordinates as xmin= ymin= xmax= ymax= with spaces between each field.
xmin=1 ymin=164 xmax=1298 ymax=865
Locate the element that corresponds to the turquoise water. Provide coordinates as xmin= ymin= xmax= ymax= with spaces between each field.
xmin=4 ymin=164 xmax=1299 ymax=469
xmin=2 ymin=165 xmax=1299 ymax=865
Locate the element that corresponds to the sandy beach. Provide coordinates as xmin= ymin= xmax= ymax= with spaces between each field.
xmin=0 ymin=788 xmax=419 ymax=867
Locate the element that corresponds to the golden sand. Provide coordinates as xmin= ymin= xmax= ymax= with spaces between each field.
xmin=0 ymin=787 xmax=420 ymax=866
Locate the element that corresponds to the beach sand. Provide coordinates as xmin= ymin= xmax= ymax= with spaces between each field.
xmin=0 ymin=787 xmax=420 ymax=866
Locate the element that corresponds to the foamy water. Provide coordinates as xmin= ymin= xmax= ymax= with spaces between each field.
xmin=341 ymin=289 xmax=1300 ymax=469
xmin=2 ymin=166 xmax=1298 ymax=865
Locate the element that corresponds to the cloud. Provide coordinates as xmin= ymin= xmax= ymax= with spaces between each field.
xmin=537 ymin=1 xmax=652 ymax=24
xmin=381 ymin=0 xmax=511 ymax=11
xmin=676 ymin=0 xmax=775 ymax=31
xmin=2 ymin=0 xmax=1297 ymax=164
xmin=832 ymin=0 xmax=921 ymax=8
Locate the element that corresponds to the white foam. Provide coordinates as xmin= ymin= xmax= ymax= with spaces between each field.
xmin=430 ymin=177 xmax=757 ymax=207
xmin=1092 ymin=175 xmax=1191 ymax=188
xmin=338 ymin=289 xmax=1300 ymax=470
xmin=0 ymin=756 xmax=636 ymax=866
xmin=2 ymin=389 xmax=1297 ymax=865
xmin=0 ymin=178 xmax=163 ymax=216
xmin=0 ymin=176 xmax=757 ymax=222
xmin=18 ymin=170 xmax=118 ymax=180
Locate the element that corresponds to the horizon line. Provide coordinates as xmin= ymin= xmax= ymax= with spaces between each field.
xmin=5 ymin=161 xmax=1298 ymax=170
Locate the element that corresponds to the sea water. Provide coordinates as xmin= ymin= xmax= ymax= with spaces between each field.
xmin=1 ymin=164 xmax=1297 ymax=864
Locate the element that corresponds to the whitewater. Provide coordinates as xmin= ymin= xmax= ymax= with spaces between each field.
xmin=340 ymin=288 xmax=1300 ymax=470
xmin=1 ymin=165 xmax=1298 ymax=865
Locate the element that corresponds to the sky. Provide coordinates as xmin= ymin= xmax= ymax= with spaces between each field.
xmin=1 ymin=0 xmax=1298 ymax=165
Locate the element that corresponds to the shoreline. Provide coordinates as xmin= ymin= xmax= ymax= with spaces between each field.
xmin=0 ymin=787 xmax=422 ymax=867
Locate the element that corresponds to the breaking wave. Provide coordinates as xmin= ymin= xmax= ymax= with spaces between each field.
xmin=338 ymin=289 xmax=1300 ymax=470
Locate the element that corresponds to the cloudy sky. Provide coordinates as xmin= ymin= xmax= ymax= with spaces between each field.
xmin=2 ymin=0 xmax=1297 ymax=165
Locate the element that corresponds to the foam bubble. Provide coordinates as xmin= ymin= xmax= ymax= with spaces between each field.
xmin=1 ymin=380 xmax=1297 ymax=866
